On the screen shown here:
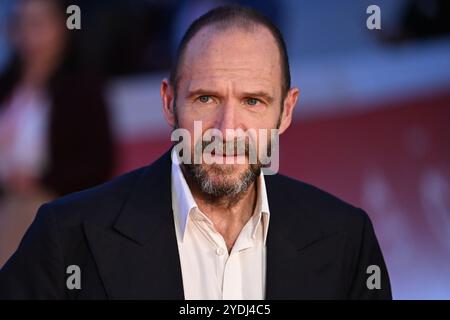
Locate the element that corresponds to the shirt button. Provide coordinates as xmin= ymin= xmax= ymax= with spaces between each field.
xmin=216 ymin=247 xmax=225 ymax=256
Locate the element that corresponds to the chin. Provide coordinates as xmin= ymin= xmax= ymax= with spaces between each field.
xmin=204 ymin=162 xmax=250 ymax=176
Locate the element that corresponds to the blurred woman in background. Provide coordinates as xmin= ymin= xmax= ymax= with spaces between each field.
xmin=0 ymin=0 xmax=115 ymax=267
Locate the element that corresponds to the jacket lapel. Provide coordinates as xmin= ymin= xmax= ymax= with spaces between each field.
xmin=84 ymin=150 xmax=184 ymax=299
xmin=265 ymin=175 xmax=341 ymax=299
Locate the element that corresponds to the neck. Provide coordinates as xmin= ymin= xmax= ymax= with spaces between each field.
xmin=185 ymin=171 xmax=258 ymax=252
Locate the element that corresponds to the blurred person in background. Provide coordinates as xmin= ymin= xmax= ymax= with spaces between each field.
xmin=0 ymin=0 xmax=115 ymax=268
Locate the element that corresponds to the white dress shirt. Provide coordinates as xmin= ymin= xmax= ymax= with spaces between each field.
xmin=171 ymin=149 xmax=270 ymax=300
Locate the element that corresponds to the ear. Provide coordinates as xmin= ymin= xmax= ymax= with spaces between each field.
xmin=161 ymin=78 xmax=176 ymax=128
xmin=278 ymin=87 xmax=299 ymax=135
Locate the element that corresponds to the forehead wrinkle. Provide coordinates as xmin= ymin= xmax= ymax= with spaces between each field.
xmin=189 ymin=69 xmax=274 ymax=84
xmin=186 ymin=74 xmax=275 ymax=93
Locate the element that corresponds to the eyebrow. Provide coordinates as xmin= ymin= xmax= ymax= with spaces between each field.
xmin=186 ymin=89 xmax=275 ymax=104
xmin=240 ymin=91 xmax=275 ymax=104
xmin=186 ymin=89 xmax=222 ymax=99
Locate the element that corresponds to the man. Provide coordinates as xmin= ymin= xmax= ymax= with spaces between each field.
xmin=0 ymin=6 xmax=391 ymax=299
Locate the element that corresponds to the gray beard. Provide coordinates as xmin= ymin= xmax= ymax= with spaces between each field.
xmin=181 ymin=162 xmax=261 ymax=204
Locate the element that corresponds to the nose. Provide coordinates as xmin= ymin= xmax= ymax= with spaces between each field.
xmin=216 ymin=100 xmax=239 ymax=137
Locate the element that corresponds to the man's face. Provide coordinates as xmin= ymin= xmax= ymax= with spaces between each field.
xmin=162 ymin=25 xmax=298 ymax=198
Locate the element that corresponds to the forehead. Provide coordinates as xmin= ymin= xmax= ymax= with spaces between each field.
xmin=179 ymin=25 xmax=282 ymax=94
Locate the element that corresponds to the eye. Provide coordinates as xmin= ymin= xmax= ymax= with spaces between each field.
xmin=245 ymin=98 xmax=261 ymax=106
xmin=197 ymin=95 xmax=213 ymax=104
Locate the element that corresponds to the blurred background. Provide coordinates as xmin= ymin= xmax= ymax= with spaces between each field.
xmin=0 ymin=0 xmax=449 ymax=299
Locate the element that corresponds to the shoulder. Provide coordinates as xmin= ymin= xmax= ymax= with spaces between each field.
xmin=37 ymin=150 xmax=172 ymax=228
xmin=39 ymin=166 xmax=148 ymax=227
xmin=265 ymin=173 xmax=370 ymax=234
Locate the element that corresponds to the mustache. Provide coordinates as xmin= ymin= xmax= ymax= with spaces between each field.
xmin=195 ymin=137 xmax=255 ymax=157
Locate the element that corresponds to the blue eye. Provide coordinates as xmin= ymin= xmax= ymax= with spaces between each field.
xmin=198 ymin=96 xmax=212 ymax=103
xmin=246 ymin=98 xmax=260 ymax=106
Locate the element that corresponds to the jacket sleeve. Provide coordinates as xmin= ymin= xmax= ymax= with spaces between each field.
xmin=347 ymin=210 xmax=392 ymax=299
xmin=0 ymin=204 xmax=65 ymax=299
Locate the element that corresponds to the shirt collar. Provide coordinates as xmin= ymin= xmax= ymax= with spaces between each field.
xmin=170 ymin=148 xmax=271 ymax=244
